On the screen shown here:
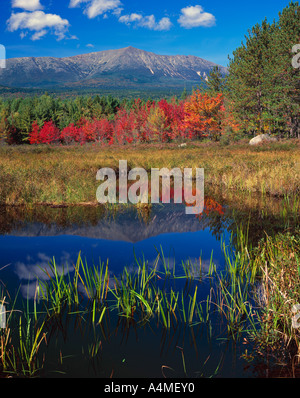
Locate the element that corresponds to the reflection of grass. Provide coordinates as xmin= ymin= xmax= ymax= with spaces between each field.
xmin=0 ymin=140 xmax=299 ymax=205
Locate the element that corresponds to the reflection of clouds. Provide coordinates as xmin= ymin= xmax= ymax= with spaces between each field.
xmin=20 ymin=281 xmax=40 ymax=300
xmin=15 ymin=252 xmax=116 ymax=300
xmin=14 ymin=252 xmax=73 ymax=281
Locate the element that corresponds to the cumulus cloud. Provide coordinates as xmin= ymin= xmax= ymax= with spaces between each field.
xmin=119 ymin=13 xmax=172 ymax=31
xmin=69 ymin=0 xmax=122 ymax=19
xmin=178 ymin=5 xmax=216 ymax=28
xmin=7 ymin=10 xmax=70 ymax=40
xmin=12 ymin=0 xmax=43 ymax=11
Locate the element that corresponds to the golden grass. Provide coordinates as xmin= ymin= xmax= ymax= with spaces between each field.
xmin=0 ymin=139 xmax=299 ymax=205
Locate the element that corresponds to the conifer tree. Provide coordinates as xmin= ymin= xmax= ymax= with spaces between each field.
xmin=227 ymin=19 xmax=274 ymax=135
xmin=202 ymin=66 xmax=227 ymax=95
xmin=267 ymin=1 xmax=300 ymax=138
xmin=226 ymin=1 xmax=300 ymax=137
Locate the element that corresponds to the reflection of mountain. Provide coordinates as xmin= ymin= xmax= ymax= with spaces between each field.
xmin=8 ymin=205 xmax=211 ymax=243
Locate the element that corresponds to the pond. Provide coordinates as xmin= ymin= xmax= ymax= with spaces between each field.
xmin=0 ymin=191 xmax=297 ymax=378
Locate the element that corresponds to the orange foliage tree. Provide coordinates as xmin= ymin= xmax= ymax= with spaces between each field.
xmin=184 ymin=91 xmax=226 ymax=141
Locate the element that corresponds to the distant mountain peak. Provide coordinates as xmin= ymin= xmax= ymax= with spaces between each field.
xmin=0 ymin=47 xmax=227 ymax=89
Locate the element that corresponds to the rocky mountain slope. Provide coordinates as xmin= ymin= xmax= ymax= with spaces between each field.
xmin=0 ymin=46 xmax=227 ymax=89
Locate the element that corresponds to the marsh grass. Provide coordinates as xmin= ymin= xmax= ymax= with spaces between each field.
xmin=0 ymin=291 xmax=47 ymax=377
xmin=0 ymin=140 xmax=299 ymax=205
xmin=249 ymin=230 xmax=300 ymax=357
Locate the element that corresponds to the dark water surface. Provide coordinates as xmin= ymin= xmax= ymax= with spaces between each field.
xmin=0 ymin=195 xmax=295 ymax=378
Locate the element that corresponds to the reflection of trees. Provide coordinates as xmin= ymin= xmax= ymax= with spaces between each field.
xmin=0 ymin=204 xmax=128 ymax=234
xmin=195 ymin=197 xmax=228 ymax=241
xmin=195 ymin=191 xmax=299 ymax=248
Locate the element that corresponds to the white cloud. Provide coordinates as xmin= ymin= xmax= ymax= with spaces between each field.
xmin=31 ymin=29 xmax=47 ymax=41
xmin=119 ymin=13 xmax=142 ymax=25
xmin=12 ymin=0 xmax=43 ymax=11
xmin=155 ymin=17 xmax=172 ymax=31
xmin=69 ymin=0 xmax=122 ymax=19
xmin=7 ymin=11 xmax=70 ymax=40
xmin=119 ymin=13 xmax=172 ymax=31
xmin=69 ymin=0 xmax=171 ymax=30
xmin=178 ymin=5 xmax=216 ymax=28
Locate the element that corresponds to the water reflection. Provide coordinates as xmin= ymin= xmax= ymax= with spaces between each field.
xmin=0 ymin=190 xmax=297 ymax=300
xmin=0 ymin=204 xmax=227 ymax=297
xmin=0 ymin=191 xmax=297 ymax=378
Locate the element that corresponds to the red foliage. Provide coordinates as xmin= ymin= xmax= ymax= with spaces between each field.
xmin=29 ymin=121 xmax=41 ymax=145
xmin=157 ymin=99 xmax=187 ymax=141
xmin=61 ymin=118 xmax=114 ymax=145
xmin=114 ymin=108 xmax=137 ymax=144
xmin=60 ymin=123 xmax=80 ymax=144
xmin=29 ymin=121 xmax=60 ymax=145
xmin=40 ymin=121 xmax=60 ymax=144
xmin=28 ymin=94 xmax=238 ymax=146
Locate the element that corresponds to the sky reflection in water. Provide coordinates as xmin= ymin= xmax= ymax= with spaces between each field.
xmin=0 ymin=203 xmax=229 ymax=298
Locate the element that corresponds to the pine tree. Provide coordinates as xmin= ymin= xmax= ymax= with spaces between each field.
xmin=226 ymin=2 xmax=300 ymax=138
xmin=267 ymin=1 xmax=300 ymax=138
xmin=202 ymin=66 xmax=227 ymax=95
xmin=227 ymin=19 xmax=274 ymax=136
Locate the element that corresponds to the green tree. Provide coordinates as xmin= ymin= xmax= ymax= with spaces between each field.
xmin=227 ymin=19 xmax=274 ymax=135
xmin=266 ymin=1 xmax=300 ymax=138
xmin=201 ymin=66 xmax=227 ymax=95
xmin=227 ymin=1 xmax=300 ymax=138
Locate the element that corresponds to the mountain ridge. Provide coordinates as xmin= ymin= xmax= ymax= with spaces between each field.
xmin=0 ymin=46 xmax=228 ymax=89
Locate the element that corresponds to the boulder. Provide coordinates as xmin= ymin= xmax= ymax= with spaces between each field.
xmin=249 ymin=134 xmax=277 ymax=146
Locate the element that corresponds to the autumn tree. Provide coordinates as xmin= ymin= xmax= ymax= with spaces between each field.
xmin=184 ymin=91 xmax=225 ymax=141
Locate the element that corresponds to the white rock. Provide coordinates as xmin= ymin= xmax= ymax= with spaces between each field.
xmin=249 ymin=134 xmax=277 ymax=146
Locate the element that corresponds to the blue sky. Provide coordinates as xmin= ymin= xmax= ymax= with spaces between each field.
xmin=0 ymin=0 xmax=291 ymax=66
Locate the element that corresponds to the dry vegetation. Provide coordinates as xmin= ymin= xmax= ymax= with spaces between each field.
xmin=0 ymin=139 xmax=299 ymax=205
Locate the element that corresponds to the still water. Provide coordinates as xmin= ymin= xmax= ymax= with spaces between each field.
xmin=0 ymin=195 xmax=292 ymax=378
xmin=0 ymin=203 xmax=228 ymax=298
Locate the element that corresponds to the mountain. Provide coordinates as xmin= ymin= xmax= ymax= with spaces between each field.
xmin=0 ymin=46 xmax=227 ymax=90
